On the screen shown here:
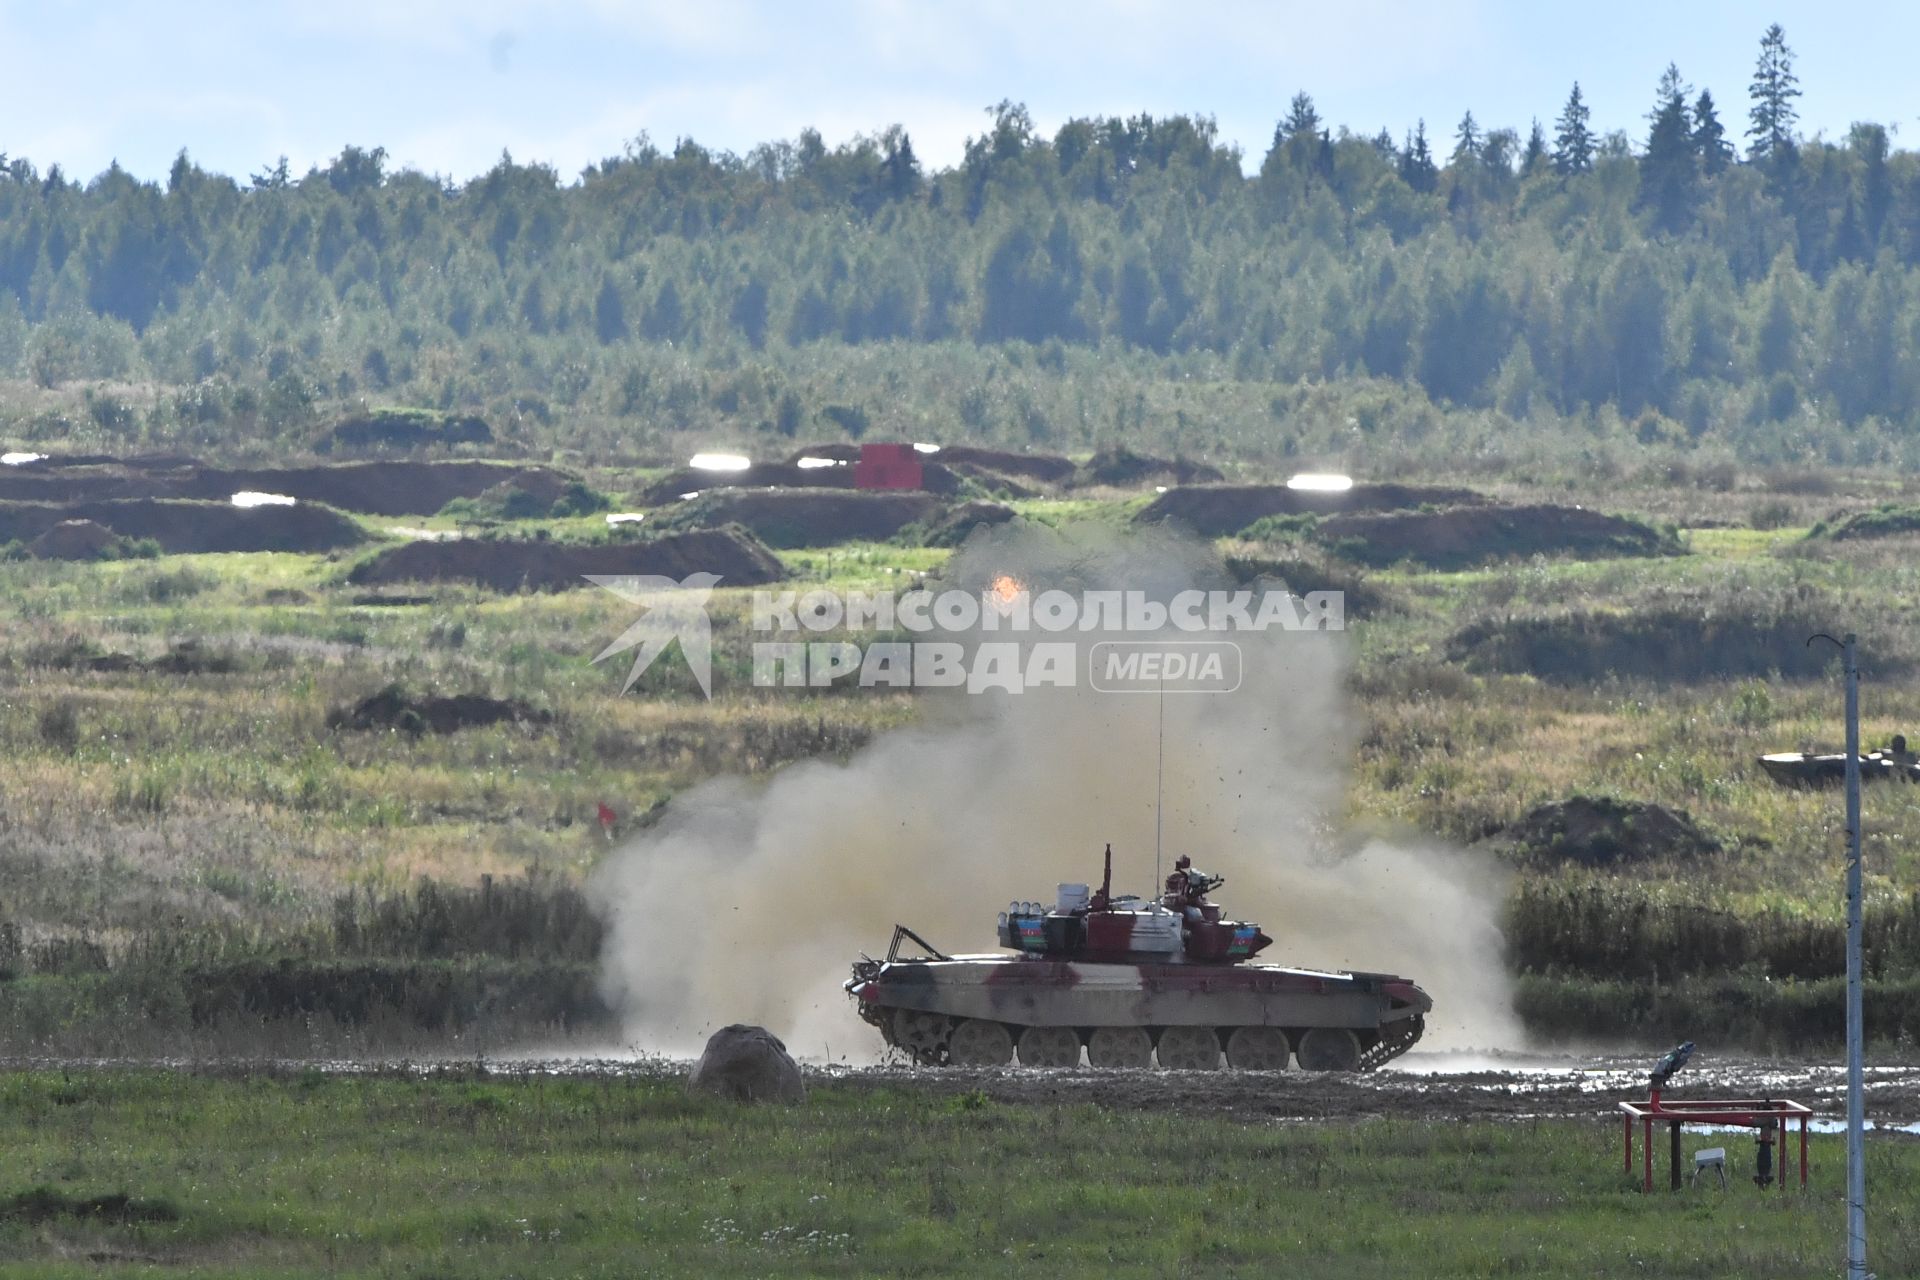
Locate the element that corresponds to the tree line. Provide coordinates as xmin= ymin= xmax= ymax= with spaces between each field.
xmin=2 ymin=22 xmax=1918 ymax=465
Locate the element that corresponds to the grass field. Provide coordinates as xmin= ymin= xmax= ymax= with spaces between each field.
xmin=0 ymin=1068 xmax=1910 ymax=1278
xmin=4 ymin=473 xmax=1920 ymax=1052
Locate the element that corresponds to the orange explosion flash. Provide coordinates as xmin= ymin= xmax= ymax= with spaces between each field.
xmin=987 ymin=574 xmax=1026 ymax=611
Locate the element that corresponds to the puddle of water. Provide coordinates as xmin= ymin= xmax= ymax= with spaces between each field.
xmin=1684 ymin=1118 xmax=1920 ymax=1136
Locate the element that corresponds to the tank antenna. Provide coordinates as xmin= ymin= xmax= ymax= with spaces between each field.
xmin=1154 ymin=673 xmax=1165 ymax=894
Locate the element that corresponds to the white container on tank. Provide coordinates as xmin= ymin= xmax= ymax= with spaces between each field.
xmin=1126 ymin=907 xmax=1185 ymax=955
xmin=1056 ymin=883 xmax=1090 ymax=913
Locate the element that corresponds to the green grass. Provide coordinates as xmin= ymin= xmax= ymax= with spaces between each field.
xmin=0 ymin=1069 xmax=1911 ymax=1278
xmin=780 ymin=541 xmax=951 ymax=587
xmin=1006 ymin=494 xmax=1152 ymax=525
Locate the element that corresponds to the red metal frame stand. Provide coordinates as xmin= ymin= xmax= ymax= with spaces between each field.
xmin=1619 ymin=1091 xmax=1812 ymax=1192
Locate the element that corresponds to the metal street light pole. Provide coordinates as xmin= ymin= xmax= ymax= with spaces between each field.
xmin=1841 ymin=635 xmax=1866 ymax=1280
xmin=1813 ymin=631 xmax=1867 ymax=1280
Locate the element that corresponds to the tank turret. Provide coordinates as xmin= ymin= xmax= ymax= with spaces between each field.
xmin=996 ymin=845 xmax=1271 ymax=963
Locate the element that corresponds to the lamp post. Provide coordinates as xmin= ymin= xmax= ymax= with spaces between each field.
xmin=1811 ymin=631 xmax=1866 ymax=1280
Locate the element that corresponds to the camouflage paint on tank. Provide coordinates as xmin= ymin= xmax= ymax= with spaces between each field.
xmin=847 ymin=953 xmax=1431 ymax=1071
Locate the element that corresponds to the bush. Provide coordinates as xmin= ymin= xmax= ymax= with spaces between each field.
xmin=132 ymin=565 xmax=216 ymax=603
xmin=1516 ymin=972 xmax=1920 ymax=1050
xmin=1748 ymin=499 xmax=1795 ymax=530
xmin=35 ymin=700 xmax=79 ymax=754
xmin=1505 ymin=880 xmax=1920 ymax=984
xmin=440 ymin=479 xmax=611 ymax=523
xmin=1811 ymin=503 xmax=1920 ymax=541
xmin=101 ymin=535 xmax=162 ymax=560
xmin=1447 ymin=600 xmax=1864 ymax=684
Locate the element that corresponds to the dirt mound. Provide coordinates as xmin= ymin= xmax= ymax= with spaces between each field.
xmin=937 ymin=446 xmax=1077 ymax=486
xmin=442 ymin=473 xmax=609 ymax=521
xmin=1314 ymin=504 xmax=1678 ymax=569
xmin=28 ymin=519 xmax=118 ymax=560
xmin=1222 ymin=549 xmax=1398 ymax=617
xmin=1494 ymin=796 xmax=1721 ymax=867
xmin=0 ymin=459 xmax=565 ymax=517
xmin=1136 ymin=483 xmax=1486 ymax=537
xmin=1446 ymin=602 xmax=1845 ymax=684
xmin=178 ymin=461 xmax=573 ymax=517
xmin=0 ymin=466 xmax=183 ymax=503
xmin=347 ymin=527 xmax=787 ymax=592
xmin=646 ymin=463 xmax=979 ymax=500
xmin=783 ymin=443 xmax=864 ymax=464
xmin=641 ymin=463 xmax=854 ymax=505
xmin=490 ymin=468 xmax=570 ymax=507
xmin=783 ymin=444 xmax=1064 ymax=493
xmin=5 ymin=452 xmax=199 ymax=471
xmin=1810 ymin=504 xmax=1920 ymax=541
xmin=658 ymin=488 xmax=943 ymax=548
xmin=920 ymin=502 xmax=1018 ymax=547
xmin=1073 ymin=447 xmax=1223 ymax=488
xmin=22 ymin=637 xmax=244 ymax=675
xmin=140 ymin=641 xmax=246 ymax=675
xmin=328 ymin=685 xmax=552 ymax=735
xmin=316 ymin=409 xmax=492 ymax=453
xmin=0 ymin=499 xmax=364 ymax=554
xmin=0 ymin=1187 xmax=179 ymax=1226
xmin=921 ymin=462 xmax=1029 ymax=498
xmin=784 ymin=443 xmax=1077 ymax=487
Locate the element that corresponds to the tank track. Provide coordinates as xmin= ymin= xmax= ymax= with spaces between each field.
xmin=1359 ymin=1014 xmax=1425 ymax=1071
xmin=858 ymin=997 xmax=947 ymax=1064
xmin=862 ymin=1006 xmax=1427 ymax=1072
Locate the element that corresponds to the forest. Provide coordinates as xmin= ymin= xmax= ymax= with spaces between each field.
xmin=2 ymin=23 xmax=1917 ymax=469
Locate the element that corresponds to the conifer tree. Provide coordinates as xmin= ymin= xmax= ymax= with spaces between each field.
xmin=1522 ymin=120 xmax=1550 ymax=175
xmin=1747 ymin=23 xmax=1801 ymax=162
xmin=1451 ymin=112 xmax=1483 ymax=166
xmin=1692 ymin=90 xmax=1732 ymax=175
xmin=1639 ymin=65 xmax=1698 ymax=232
xmin=1399 ymin=121 xmax=1438 ymax=192
xmin=1552 ymin=84 xmax=1595 ymax=175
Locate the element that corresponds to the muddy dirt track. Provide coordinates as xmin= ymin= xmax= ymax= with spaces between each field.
xmin=816 ymin=1053 xmax=1920 ymax=1126
xmin=12 ymin=1052 xmax=1919 ymax=1126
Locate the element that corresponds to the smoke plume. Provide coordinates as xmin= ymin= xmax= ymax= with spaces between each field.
xmin=591 ymin=523 xmax=1517 ymax=1060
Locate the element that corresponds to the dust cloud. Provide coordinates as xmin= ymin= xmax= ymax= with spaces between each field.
xmin=590 ymin=523 xmax=1518 ymax=1060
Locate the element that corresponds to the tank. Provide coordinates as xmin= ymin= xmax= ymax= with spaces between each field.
xmin=845 ymin=845 xmax=1432 ymax=1071
xmin=1758 ymin=750 xmax=1920 ymax=788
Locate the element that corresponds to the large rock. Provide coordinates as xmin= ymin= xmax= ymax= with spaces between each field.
xmin=687 ymin=1024 xmax=806 ymax=1103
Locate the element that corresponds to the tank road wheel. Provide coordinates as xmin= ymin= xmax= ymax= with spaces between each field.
xmin=1087 ymin=1026 xmax=1153 ymax=1069
xmin=1296 ymin=1027 xmax=1363 ymax=1072
xmin=1226 ymin=1026 xmax=1292 ymax=1071
xmin=946 ymin=1019 xmax=1015 ymax=1067
xmin=1016 ymin=1025 xmax=1082 ymax=1068
xmin=891 ymin=1009 xmax=951 ymax=1065
xmin=1155 ymin=1026 xmax=1222 ymax=1071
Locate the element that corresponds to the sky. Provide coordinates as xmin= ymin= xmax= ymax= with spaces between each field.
xmin=2 ymin=1 xmax=1916 ymax=186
